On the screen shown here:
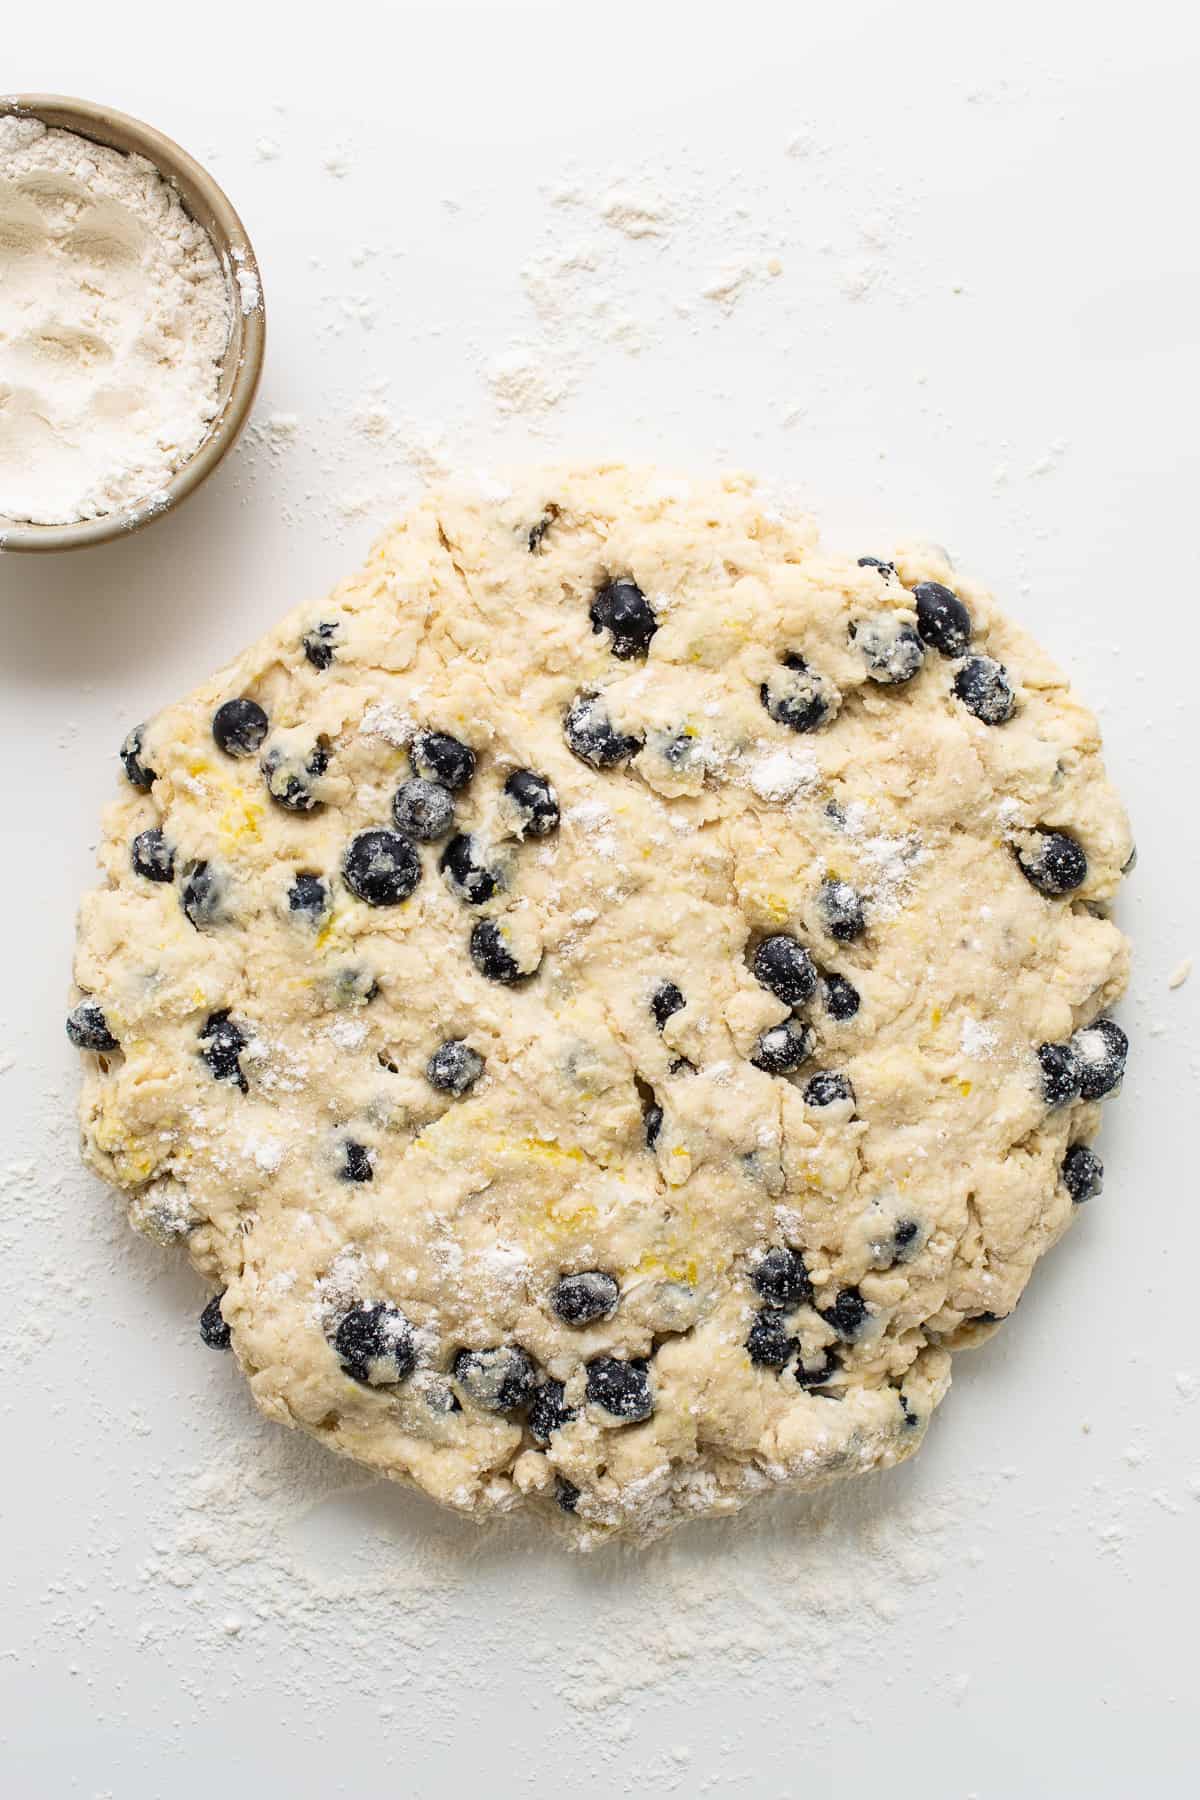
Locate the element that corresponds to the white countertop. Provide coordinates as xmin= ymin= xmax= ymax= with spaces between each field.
xmin=2 ymin=3 xmax=1196 ymax=1793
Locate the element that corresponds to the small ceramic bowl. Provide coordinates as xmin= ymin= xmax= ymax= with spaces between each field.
xmin=0 ymin=94 xmax=265 ymax=554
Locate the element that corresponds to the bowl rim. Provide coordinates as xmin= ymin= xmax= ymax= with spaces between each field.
xmin=0 ymin=93 xmax=265 ymax=554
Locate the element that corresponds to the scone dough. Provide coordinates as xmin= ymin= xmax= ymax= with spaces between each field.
xmin=70 ymin=465 xmax=1132 ymax=1545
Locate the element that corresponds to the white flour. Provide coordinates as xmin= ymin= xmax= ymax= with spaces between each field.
xmin=0 ymin=116 xmax=231 ymax=525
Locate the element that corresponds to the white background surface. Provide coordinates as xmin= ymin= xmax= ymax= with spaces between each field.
xmin=2 ymin=3 xmax=1198 ymax=1794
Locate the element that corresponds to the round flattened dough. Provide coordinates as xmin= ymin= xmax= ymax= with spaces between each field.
xmin=70 ymin=465 xmax=1132 ymax=1545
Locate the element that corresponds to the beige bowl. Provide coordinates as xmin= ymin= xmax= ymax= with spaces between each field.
xmin=0 ymin=95 xmax=265 ymax=553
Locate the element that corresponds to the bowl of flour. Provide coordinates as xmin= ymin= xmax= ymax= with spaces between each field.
xmin=0 ymin=95 xmax=264 ymax=552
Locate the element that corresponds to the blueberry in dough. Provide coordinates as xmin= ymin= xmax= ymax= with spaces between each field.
xmin=804 ymin=1070 xmax=854 ymax=1107
xmin=564 ymin=691 xmax=643 ymax=768
xmin=343 ymin=829 xmax=421 ymax=906
xmin=212 ymin=697 xmax=269 ymax=758
xmin=858 ymin=555 xmax=896 ymax=576
xmin=746 ymin=1308 xmax=797 ymax=1368
xmin=954 ymin=655 xmax=1016 ymax=724
xmin=199 ymin=1292 xmax=232 ymax=1349
xmin=527 ymin=505 xmax=559 ymax=553
xmin=851 ymin=614 xmax=925 ymax=683
xmin=914 ymin=581 xmax=973 ymax=657
xmin=823 ymin=972 xmax=861 ymax=1020
xmin=819 ymin=879 xmax=867 ymax=942
xmin=288 ymin=872 xmax=330 ymax=921
xmin=751 ymin=1245 xmax=812 ymax=1308
xmin=651 ymin=980 xmax=685 ymax=1029
xmin=551 ymin=1270 xmax=620 ymax=1325
xmin=892 ymin=1219 xmax=921 ymax=1258
xmin=261 ymin=741 xmax=330 ymax=812
xmin=426 ymin=1039 xmax=484 ymax=1096
xmin=335 ymin=1303 xmax=415 ymax=1386
xmin=66 ymin=1001 xmax=118 ymax=1052
xmin=469 ymin=918 xmax=540 ymax=984
xmin=340 ymin=1140 xmax=374 ymax=1183
xmin=1071 ymin=1018 xmax=1127 ymax=1101
xmin=453 ymin=1345 xmax=537 ymax=1413
xmin=1016 ymin=830 xmax=1088 ymax=897
xmin=822 ymin=1287 xmax=869 ymax=1340
xmin=392 ymin=777 xmax=455 ymax=843
xmin=439 ymin=833 xmax=500 ymax=905
xmin=411 ymin=730 xmax=476 ymax=792
xmin=529 ymin=1379 xmax=576 ymax=1443
xmin=181 ymin=859 xmax=224 ymax=929
xmin=760 ymin=654 xmax=840 ymax=733
xmin=503 ymin=768 xmax=560 ymax=837
xmin=131 ymin=827 xmax=174 ymax=883
xmin=644 ymin=1103 xmax=664 ymax=1147
xmin=1038 ymin=1041 xmax=1081 ymax=1109
xmin=795 ymin=1345 xmax=840 ymax=1389
xmin=303 ymin=621 xmax=338 ymax=670
xmin=120 ymin=723 xmax=156 ymax=790
xmin=1062 ymin=1143 xmax=1104 ymax=1203
xmin=752 ymin=934 xmax=817 ymax=1007
xmin=589 ymin=578 xmax=658 ymax=659
xmin=199 ymin=1010 xmax=248 ymax=1092
xmin=585 ymin=1356 xmax=654 ymax=1423
xmin=555 ymin=1478 xmax=581 ymax=1513
xmin=751 ymin=1018 xmax=814 ymax=1074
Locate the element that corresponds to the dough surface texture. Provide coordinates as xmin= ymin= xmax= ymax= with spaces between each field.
xmin=71 ymin=465 xmax=1132 ymax=1545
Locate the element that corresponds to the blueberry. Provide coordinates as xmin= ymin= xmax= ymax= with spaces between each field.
xmin=1062 ymin=1143 xmax=1104 ymax=1203
xmin=751 ymin=1245 xmax=812 ymax=1308
xmin=551 ymin=1270 xmax=620 ymax=1325
xmin=823 ymin=972 xmax=861 ymax=1020
xmin=261 ymin=741 xmax=330 ymax=812
xmin=529 ymin=1379 xmax=577 ymax=1443
xmin=1071 ymin=1018 xmax=1127 ymax=1101
xmin=585 ymin=1356 xmax=654 ymax=1423
xmin=651 ymin=981 xmax=686 ymax=1030
xmin=341 ymin=1140 xmax=374 ymax=1182
xmin=760 ymin=654 xmax=840 ymax=733
xmin=503 ymin=768 xmax=560 ymax=837
xmin=131 ymin=826 xmax=174 ymax=883
xmin=288 ymin=872 xmax=330 ymax=921
xmin=343 ymin=829 xmax=421 ymax=906
xmin=852 ymin=615 xmax=925 ymax=683
xmin=1038 ymin=1041 xmax=1081 ymax=1109
xmin=199 ymin=1010 xmax=248 ymax=1092
xmin=898 ymin=1390 xmax=920 ymax=1429
xmin=303 ymin=621 xmax=338 ymax=670
xmin=199 ymin=1292 xmax=232 ymax=1349
xmin=746 ymin=1308 xmax=797 ymax=1368
xmin=893 ymin=1218 xmax=921 ymax=1257
xmin=590 ymin=578 xmax=658 ymax=660
xmin=751 ymin=1019 xmax=814 ymax=1074
xmin=527 ymin=505 xmax=559 ymax=553
xmin=212 ymin=697 xmax=269 ymax=758
xmin=857 ymin=556 xmax=896 ymax=576
xmin=804 ymin=1070 xmax=854 ymax=1107
xmin=412 ymin=730 xmax=475 ymax=792
xmin=440 ymin=833 xmax=501 ymax=905
xmin=822 ymin=1287 xmax=868 ymax=1340
xmin=66 ymin=1001 xmax=118 ymax=1052
xmin=564 ymin=692 xmax=643 ymax=768
xmin=120 ymin=724 xmax=156 ymax=790
xmin=752 ymin=934 xmax=817 ymax=1006
xmin=469 ymin=918 xmax=539 ymax=983
xmin=181 ymin=859 xmax=224 ymax=930
xmin=392 ymin=777 xmax=455 ymax=842
xmin=914 ymin=581 xmax=972 ymax=657
xmin=1016 ymin=830 xmax=1088 ymax=897
xmin=453 ymin=1345 xmax=537 ymax=1413
xmin=954 ymin=655 xmax=1016 ymax=724
xmin=426 ymin=1039 xmax=484 ymax=1096
xmin=335 ymin=1303 xmax=415 ymax=1386
xmin=555 ymin=1477 xmax=581 ymax=1513
xmin=795 ymin=1346 xmax=840 ymax=1389
xmin=644 ymin=1103 xmax=664 ymax=1147
xmin=819 ymin=879 xmax=867 ymax=942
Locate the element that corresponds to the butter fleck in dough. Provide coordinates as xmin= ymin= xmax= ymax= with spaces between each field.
xmin=70 ymin=465 xmax=1132 ymax=1546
